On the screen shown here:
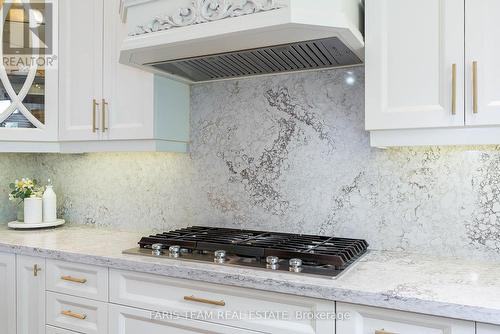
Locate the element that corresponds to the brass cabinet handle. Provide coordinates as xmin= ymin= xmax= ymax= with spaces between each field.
xmin=102 ymin=99 xmax=108 ymax=133
xmin=451 ymin=63 xmax=457 ymax=115
xmin=375 ymin=330 xmax=397 ymax=334
xmin=473 ymin=61 xmax=478 ymax=114
xmin=92 ymin=99 xmax=100 ymax=132
xmin=61 ymin=310 xmax=87 ymax=320
xmin=61 ymin=275 xmax=87 ymax=284
xmin=184 ymin=295 xmax=226 ymax=306
xmin=33 ymin=264 xmax=42 ymax=277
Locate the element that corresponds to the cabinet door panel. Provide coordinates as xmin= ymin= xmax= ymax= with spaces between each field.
xmin=336 ymin=303 xmax=474 ymax=334
xmin=102 ymin=0 xmax=154 ymax=140
xmin=477 ymin=323 xmax=500 ymax=333
xmin=59 ymin=0 xmax=103 ymax=141
xmin=0 ymin=253 xmax=16 ymax=334
xmin=465 ymin=0 xmax=500 ymax=125
xmin=109 ymin=304 xmax=264 ymax=334
xmin=17 ymin=255 xmax=45 ymax=334
xmin=0 ymin=0 xmax=59 ymax=142
xmin=366 ymin=0 xmax=465 ymax=130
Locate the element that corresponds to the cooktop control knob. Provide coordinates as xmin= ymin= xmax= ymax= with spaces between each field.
xmin=168 ymin=245 xmax=181 ymax=258
xmin=151 ymin=243 xmax=164 ymax=256
xmin=214 ymin=250 xmax=226 ymax=264
xmin=266 ymin=256 xmax=279 ymax=270
xmin=289 ymin=258 xmax=303 ymax=272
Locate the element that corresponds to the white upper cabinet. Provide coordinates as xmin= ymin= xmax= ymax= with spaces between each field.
xmin=367 ymin=0 xmax=500 ymax=147
xmin=59 ymin=0 xmax=190 ymax=152
xmin=0 ymin=0 xmax=59 ymax=145
xmin=102 ymin=0 xmax=154 ymax=141
xmin=465 ymin=0 xmax=500 ymax=126
xmin=58 ymin=0 xmax=103 ymax=141
xmin=365 ymin=0 xmax=465 ymax=131
xmin=0 ymin=0 xmax=189 ymax=152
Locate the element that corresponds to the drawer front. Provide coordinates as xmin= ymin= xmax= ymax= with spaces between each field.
xmin=46 ymin=325 xmax=81 ymax=334
xmin=46 ymin=292 xmax=108 ymax=334
xmin=46 ymin=259 xmax=108 ymax=301
xmin=336 ymin=303 xmax=474 ymax=334
xmin=109 ymin=304 xmax=263 ymax=334
xmin=110 ymin=269 xmax=334 ymax=334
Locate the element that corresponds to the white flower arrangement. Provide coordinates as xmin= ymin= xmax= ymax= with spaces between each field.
xmin=8 ymin=178 xmax=44 ymax=205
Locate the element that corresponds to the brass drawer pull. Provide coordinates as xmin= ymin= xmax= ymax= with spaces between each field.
xmin=473 ymin=61 xmax=478 ymax=114
xmin=451 ymin=63 xmax=457 ymax=115
xmin=33 ymin=264 xmax=42 ymax=277
xmin=61 ymin=310 xmax=87 ymax=320
xmin=92 ymin=99 xmax=100 ymax=133
xmin=61 ymin=275 xmax=87 ymax=284
xmin=102 ymin=98 xmax=108 ymax=133
xmin=184 ymin=295 xmax=226 ymax=306
xmin=375 ymin=330 xmax=398 ymax=334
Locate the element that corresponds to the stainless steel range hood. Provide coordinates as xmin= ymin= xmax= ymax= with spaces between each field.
xmin=119 ymin=0 xmax=365 ymax=83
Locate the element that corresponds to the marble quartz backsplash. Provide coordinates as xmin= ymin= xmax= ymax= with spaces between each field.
xmin=0 ymin=154 xmax=38 ymax=220
xmin=2 ymin=67 xmax=500 ymax=261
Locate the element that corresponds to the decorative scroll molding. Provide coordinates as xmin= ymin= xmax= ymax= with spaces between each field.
xmin=130 ymin=0 xmax=286 ymax=36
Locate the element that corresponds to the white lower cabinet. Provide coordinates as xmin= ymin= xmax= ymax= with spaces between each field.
xmin=336 ymin=303 xmax=474 ymax=334
xmin=109 ymin=269 xmax=335 ymax=334
xmin=0 ymin=252 xmax=16 ymax=334
xmin=109 ymin=304 xmax=263 ymax=334
xmin=1 ymin=254 xmax=497 ymax=334
xmin=477 ymin=323 xmax=500 ymax=333
xmin=17 ymin=255 xmax=46 ymax=334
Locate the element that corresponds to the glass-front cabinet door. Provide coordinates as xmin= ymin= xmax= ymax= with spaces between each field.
xmin=0 ymin=0 xmax=57 ymax=142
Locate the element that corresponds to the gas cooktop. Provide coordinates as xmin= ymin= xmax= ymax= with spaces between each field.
xmin=123 ymin=226 xmax=369 ymax=279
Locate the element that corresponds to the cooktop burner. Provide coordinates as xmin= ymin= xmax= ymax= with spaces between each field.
xmin=123 ymin=226 xmax=369 ymax=278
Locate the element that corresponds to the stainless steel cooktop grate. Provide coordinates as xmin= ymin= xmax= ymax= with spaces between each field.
xmin=149 ymin=37 xmax=362 ymax=82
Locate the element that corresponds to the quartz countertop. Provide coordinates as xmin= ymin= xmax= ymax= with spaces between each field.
xmin=0 ymin=224 xmax=499 ymax=325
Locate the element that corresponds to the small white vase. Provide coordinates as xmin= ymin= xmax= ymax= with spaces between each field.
xmin=42 ymin=184 xmax=57 ymax=223
xmin=24 ymin=197 xmax=43 ymax=224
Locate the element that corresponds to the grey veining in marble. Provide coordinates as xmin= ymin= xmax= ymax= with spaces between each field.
xmin=1 ymin=224 xmax=500 ymax=325
xmin=2 ymin=67 xmax=500 ymax=261
xmin=189 ymin=67 xmax=500 ymax=261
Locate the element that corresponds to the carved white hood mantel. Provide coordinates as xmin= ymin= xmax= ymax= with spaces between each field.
xmin=119 ymin=0 xmax=365 ymax=83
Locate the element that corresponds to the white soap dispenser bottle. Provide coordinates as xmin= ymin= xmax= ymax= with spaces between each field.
xmin=42 ymin=179 xmax=57 ymax=222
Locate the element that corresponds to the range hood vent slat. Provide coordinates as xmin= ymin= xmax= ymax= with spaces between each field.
xmin=221 ymin=55 xmax=246 ymax=76
xmin=290 ymin=45 xmax=315 ymax=67
xmin=149 ymin=37 xmax=362 ymax=82
xmin=285 ymin=50 xmax=306 ymax=69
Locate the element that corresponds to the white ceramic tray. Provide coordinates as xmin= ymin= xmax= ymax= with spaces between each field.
xmin=8 ymin=219 xmax=65 ymax=229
